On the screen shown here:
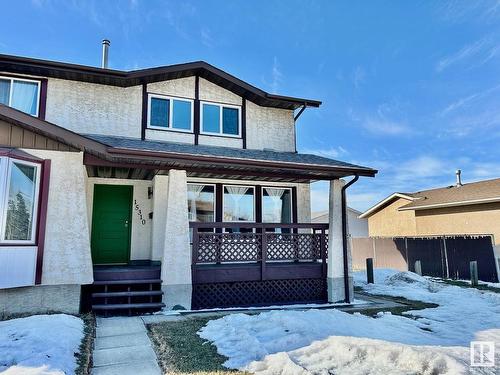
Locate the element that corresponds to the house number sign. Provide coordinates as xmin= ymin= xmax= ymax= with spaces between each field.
xmin=134 ymin=199 xmax=147 ymax=225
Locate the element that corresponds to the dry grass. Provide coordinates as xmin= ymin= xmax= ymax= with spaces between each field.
xmin=75 ymin=313 xmax=96 ymax=375
xmin=147 ymin=316 xmax=249 ymax=375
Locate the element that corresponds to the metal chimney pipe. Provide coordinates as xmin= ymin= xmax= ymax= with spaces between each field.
xmin=101 ymin=39 xmax=110 ymax=69
xmin=456 ymin=169 xmax=462 ymax=187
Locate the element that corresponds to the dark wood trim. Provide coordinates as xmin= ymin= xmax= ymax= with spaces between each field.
xmin=107 ymin=148 xmax=377 ymax=177
xmin=35 ymin=159 xmax=51 ymax=284
xmin=193 ymin=262 xmax=323 ymax=284
xmin=38 ymin=79 xmax=48 ymax=120
xmin=241 ymin=98 xmax=247 ymax=149
xmin=194 ymin=76 xmax=200 ymax=145
xmin=255 ymin=185 xmax=262 ymax=223
xmin=141 ymin=83 xmax=147 ymax=140
xmin=215 ymin=183 xmax=223 ymax=233
xmin=0 ymin=54 xmax=322 ymax=109
xmin=190 ymin=222 xmax=328 ymax=229
xmin=291 ymin=186 xmax=298 ymax=223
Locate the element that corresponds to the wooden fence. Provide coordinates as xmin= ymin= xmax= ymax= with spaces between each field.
xmin=351 ymin=235 xmax=499 ymax=282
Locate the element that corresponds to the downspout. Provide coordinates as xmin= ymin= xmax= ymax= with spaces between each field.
xmin=341 ymin=174 xmax=359 ymax=303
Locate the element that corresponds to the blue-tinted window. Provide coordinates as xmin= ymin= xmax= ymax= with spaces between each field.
xmin=172 ymin=100 xmax=191 ymax=130
xmin=150 ymin=97 xmax=169 ymax=127
xmin=202 ymin=104 xmax=220 ymax=133
xmin=222 ymin=107 xmax=239 ymax=135
xmin=11 ymin=80 xmax=38 ymax=116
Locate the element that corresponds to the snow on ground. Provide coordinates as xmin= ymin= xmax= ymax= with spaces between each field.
xmin=0 ymin=314 xmax=84 ymax=375
xmin=199 ymin=269 xmax=500 ymax=374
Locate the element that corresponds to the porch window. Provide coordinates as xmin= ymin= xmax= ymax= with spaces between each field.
xmin=0 ymin=158 xmax=41 ymax=243
xmin=201 ymin=102 xmax=240 ymax=137
xmin=148 ymin=94 xmax=193 ymax=132
xmin=187 ymin=184 xmax=215 ymax=223
xmin=0 ymin=76 xmax=40 ymax=116
xmin=223 ymin=185 xmax=254 ymax=222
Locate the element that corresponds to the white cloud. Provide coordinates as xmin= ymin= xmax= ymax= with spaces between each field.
xmin=362 ymin=117 xmax=413 ymax=136
xmin=301 ymin=146 xmax=348 ymax=159
xmin=352 ymin=66 xmax=366 ymax=88
xmin=201 ymin=28 xmax=214 ymax=48
xmin=270 ymin=57 xmax=283 ymax=94
xmin=436 ymin=36 xmax=500 ymax=72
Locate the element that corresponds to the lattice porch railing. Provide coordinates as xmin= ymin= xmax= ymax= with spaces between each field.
xmin=190 ymin=222 xmax=329 ymax=264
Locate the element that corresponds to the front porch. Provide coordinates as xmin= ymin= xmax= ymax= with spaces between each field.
xmin=191 ymin=222 xmax=328 ymax=309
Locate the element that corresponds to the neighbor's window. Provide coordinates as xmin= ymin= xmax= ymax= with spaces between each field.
xmin=0 ymin=158 xmax=40 ymax=243
xmin=148 ymin=94 xmax=193 ymax=131
xmin=201 ymin=102 xmax=240 ymax=136
xmin=0 ymin=77 xmax=40 ymax=116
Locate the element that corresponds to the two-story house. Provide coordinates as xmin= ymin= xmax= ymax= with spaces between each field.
xmin=0 ymin=43 xmax=376 ymax=315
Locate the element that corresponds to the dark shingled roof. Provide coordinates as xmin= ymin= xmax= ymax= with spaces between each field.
xmin=85 ymin=134 xmax=376 ymax=176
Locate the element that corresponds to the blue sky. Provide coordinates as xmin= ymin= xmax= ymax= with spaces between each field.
xmin=2 ymin=1 xmax=499 ymax=212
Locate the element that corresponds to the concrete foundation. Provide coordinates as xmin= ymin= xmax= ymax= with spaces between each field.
xmin=0 ymin=284 xmax=81 ymax=316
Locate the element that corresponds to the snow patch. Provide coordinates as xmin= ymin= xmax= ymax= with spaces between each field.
xmin=198 ymin=270 xmax=500 ymax=374
xmin=0 ymin=314 xmax=84 ymax=375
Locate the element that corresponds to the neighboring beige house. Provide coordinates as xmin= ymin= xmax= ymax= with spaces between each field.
xmin=359 ymin=174 xmax=500 ymax=258
xmin=312 ymin=207 xmax=368 ymax=238
xmin=0 ymin=44 xmax=376 ymax=315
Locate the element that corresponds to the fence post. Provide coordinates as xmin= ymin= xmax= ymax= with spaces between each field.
xmin=415 ymin=260 xmax=422 ymax=276
xmin=470 ymin=261 xmax=478 ymax=286
xmin=366 ymin=258 xmax=374 ymax=284
xmin=261 ymin=232 xmax=267 ymax=281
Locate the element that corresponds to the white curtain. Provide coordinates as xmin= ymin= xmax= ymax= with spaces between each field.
xmin=265 ymin=188 xmax=284 ymax=222
xmin=188 ymin=184 xmax=204 ymax=221
xmin=226 ymin=186 xmax=249 ymax=221
xmin=11 ymin=81 xmax=38 ymax=115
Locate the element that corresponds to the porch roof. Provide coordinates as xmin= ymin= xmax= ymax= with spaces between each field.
xmin=0 ymin=104 xmax=377 ymax=182
xmin=84 ymin=134 xmax=377 ymax=182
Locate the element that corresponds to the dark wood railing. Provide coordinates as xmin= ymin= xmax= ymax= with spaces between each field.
xmin=190 ymin=222 xmax=328 ymax=265
xmin=190 ymin=223 xmax=329 ymax=309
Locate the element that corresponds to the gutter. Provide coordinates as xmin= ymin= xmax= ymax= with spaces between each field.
xmin=341 ymin=174 xmax=359 ymax=303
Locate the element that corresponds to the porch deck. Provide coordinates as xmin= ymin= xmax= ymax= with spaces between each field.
xmin=190 ymin=222 xmax=329 ymax=309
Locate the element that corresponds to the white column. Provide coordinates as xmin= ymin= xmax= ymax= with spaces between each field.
xmin=161 ymin=169 xmax=192 ymax=309
xmin=327 ymin=179 xmax=354 ymax=303
xmin=151 ymin=174 xmax=168 ymax=261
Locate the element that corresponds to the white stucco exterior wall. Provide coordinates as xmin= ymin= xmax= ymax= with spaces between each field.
xmin=147 ymin=77 xmax=195 ymax=99
xmin=245 ymin=100 xmax=296 ymax=152
xmin=297 ymin=183 xmax=311 ymax=223
xmin=86 ymin=178 xmax=153 ymax=261
xmin=151 ymin=174 xmax=169 ymax=261
xmin=45 ymin=78 xmax=142 ymax=138
xmin=199 ymin=77 xmax=241 ymax=105
xmin=22 ymin=150 xmax=94 ymax=286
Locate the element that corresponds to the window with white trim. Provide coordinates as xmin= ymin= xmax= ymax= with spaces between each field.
xmin=0 ymin=157 xmax=41 ymax=243
xmin=148 ymin=94 xmax=193 ymax=132
xmin=201 ymin=102 xmax=240 ymax=137
xmin=0 ymin=76 xmax=40 ymax=116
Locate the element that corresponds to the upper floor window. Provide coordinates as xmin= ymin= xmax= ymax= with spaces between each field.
xmin=148 ymin=94 xmax=193 ymax=132
xmin=201 ymin=102 xmax=240 ymax=137
xmin=0 ymin=76 xmax=40 ymax=116
xmin=0 ymin=157 xmax=41 ymax=244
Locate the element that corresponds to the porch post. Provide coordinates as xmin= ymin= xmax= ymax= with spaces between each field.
xmin=327 ymin=179 xmax=353 ymax=302
xmin=161 ymin=169 xmax=192 ymax=309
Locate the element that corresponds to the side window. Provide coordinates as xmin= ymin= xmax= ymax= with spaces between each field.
xmin=0 ymin=158 xmax=41 ymax=243
xmin=201 ymin=102 xmax=240 ymax=137
xmin=148 ymin=94 xmax=193 ymax=132
xmin=0 ymin=77 xmax=40 ymax=116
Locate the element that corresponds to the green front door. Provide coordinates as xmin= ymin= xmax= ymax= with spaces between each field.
xmin=91 ymin=185 xmax=132 ymax=264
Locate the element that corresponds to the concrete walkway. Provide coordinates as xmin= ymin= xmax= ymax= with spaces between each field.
xmin=92 ymin=316 xmax=161 ymax=375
